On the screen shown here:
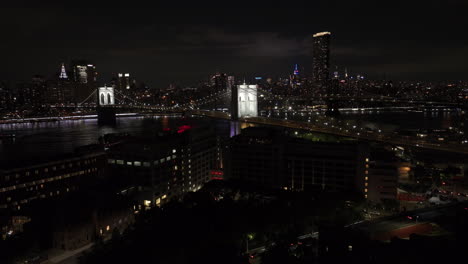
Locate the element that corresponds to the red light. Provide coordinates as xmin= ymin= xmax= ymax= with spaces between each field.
xmin=177 ymin=125 xmax=192 ymax=133
xmin=407 ymin=216 xmax=413 ymax=220
xmin=210 ymin=177 xmax=223 ymax=180
xmin=442 ymin=182 xmax=446 ymax=185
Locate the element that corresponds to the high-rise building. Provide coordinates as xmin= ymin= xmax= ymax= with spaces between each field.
xmin=312 ymin=32 xmax=331 ymax=86
xmin=116 ymin=73 xmax=131 ymax=91
xmin=71 ymin=61 xmax=98 ymax=103
xmin=227 ymin=76 xmax=235 ymax=90
xmin=210 ymin=73 xmax=228 ymax=92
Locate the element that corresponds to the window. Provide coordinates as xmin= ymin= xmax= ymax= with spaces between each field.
xmin=365 ymin=176 xmax=368 ymax=181
xmin=117 ymin=160 xmax=124 ymax=165
xmin=108 ymin=159 xmax=116 ymax=164
xmin=364 ymin=188 xmax=368 ymax=193
xmin=134 ymin=161 xmax=141 ymax=167
xmin=154 ymin=160 xmax=159 ymax=165
xmin=172 ymin=149 xmax=177 ymax=153
xmin=143 ymin=162 xmax=150 ymax=167
xmin=127 ymin=161 xmax=132 ymax=166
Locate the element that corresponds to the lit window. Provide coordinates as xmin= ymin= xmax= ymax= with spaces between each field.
xmin=174 ymin=166 xmax=178 ymax=170
xmin=162 ymin=194 xmax=167 ymax=199
xmin=365 ymin=176 xmax=368 ymax=181
xmin=160 ymin=158 xmax=165 ymax=163
xmin=172 ymin=155 xmax=176 ymax=159
xmin=154 ymin=160 xmax=159 ymax=165
xmin=144 ymin=200 xmax=151 ymax=207
xmin=365 ymin=158 xmax=369 ymax=162
xmin=127 ymin=161 xmax=132 ymax=166
xmin=365 ymin=182 xmax=368 ymax=187
xmin=365 ymin=194 xmax=368 ymax=199
xmin=117 ymin=160 xmax=124 ymax=165
xmin=364 ymin=188 xmax=368 ymax=193
xmin=143 ymin=162 xmax=150 ymax=167
xmin=365 ymin=164 xmax=369 ymax=168
xmin=156 ymin=198 xmax=161 ymax=205
xmin=167 ymin=156 xmax=171 ymax=161
xmin=106 ymin=225 xmax=110 ymax=231
xmin=172 ymin=149 xmax=176 ymax=153
xmin=365 ymin=170 xmax=368 ymax=174
xmin=348 ymin=245 xmax=352 ymax=252
xmin=134 ymin=161 xmax=141 ymax=166
xmin=108 ymin=159 xmax=116 ymax=164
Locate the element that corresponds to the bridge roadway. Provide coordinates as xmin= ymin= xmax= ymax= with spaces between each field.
xmin=188 ymin=110 xmax=468 ymax=155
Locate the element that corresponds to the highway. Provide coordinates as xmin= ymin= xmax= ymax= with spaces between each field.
xmin=189 ymin=110 xmax=468 ymax=155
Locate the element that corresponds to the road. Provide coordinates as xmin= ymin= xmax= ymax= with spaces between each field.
xmin=189 ymin=110 xmax=468 ymax=155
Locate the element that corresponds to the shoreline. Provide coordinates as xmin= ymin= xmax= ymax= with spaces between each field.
xmin=0 ymin=113 xmax=183 ymax=125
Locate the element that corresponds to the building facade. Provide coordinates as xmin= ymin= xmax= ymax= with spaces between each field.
xmin=312 ymin=32 xmax=331 ymax=87
xmin=226 ymin=127 xmax=370 ymax=194
xmin=106 ymin=126 xmax=218 ymax=207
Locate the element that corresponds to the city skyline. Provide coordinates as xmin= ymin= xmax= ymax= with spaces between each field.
xmin=1 ymin=2 xmax=468 ymax=88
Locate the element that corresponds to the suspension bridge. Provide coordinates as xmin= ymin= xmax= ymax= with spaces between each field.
xmin=50 ymin=85 xmax=468 ymax=154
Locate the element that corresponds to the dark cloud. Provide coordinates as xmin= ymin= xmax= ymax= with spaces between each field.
xmin=1 ymin=1 xmax=467 ymax=88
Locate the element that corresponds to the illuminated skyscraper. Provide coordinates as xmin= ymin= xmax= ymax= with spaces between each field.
xmin=59 ymin=63 xmax=68 ymax=79
xmin=71 ymin=61 xmax=98 ymax=103
xmin=312 ymin=32 xmax=331 ymax=86
xmin=116 ymin=73 xmax=131 ymax=91
xmin=293 ymin=64 xmax=299 ymax=76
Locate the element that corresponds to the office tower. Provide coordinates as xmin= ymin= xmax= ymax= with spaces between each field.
xmin=116 ymin=73 xmax=131 ymax=91
xmin=71 ymin=61 xmax=98 ymax=103
xmin=227 ymin=76 xmax=235 ymax=90
xmin=210 ymin=73 xmax=228 ymax=92
xmin=312 ymin=32 xmax=331 ymax=86
xmin=45 ymin=63 xmax=73 ymax=104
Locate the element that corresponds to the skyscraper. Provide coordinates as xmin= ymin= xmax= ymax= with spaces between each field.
xmin=117 ymin=73 xmax=131 ymax=91
xmin=312 ymin=32 xmax=331 ymax=86
xmin=71 ymin=61 xmax=98 ymax=103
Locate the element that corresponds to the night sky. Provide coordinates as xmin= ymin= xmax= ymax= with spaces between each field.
xmin=1 ymin=1 xmax=467 ymax=88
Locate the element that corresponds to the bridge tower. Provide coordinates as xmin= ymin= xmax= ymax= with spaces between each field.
xmin=231 ymin=83 xmax=258 ymax=120
xmin=97 ymin=86 xmax=117 ymax=125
